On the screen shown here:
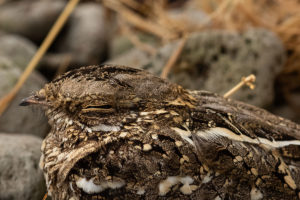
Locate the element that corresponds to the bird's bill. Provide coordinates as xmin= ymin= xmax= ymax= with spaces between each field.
xmin=19 ymin=95 xmax=48 ymax=106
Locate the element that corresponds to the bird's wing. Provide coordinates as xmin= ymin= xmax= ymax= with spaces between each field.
xmin=190 ymin=90 xmax=300 ymax=193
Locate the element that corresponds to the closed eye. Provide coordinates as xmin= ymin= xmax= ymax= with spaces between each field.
xmin=85 ymin=105 xmax=112 ymax=109
xmin=81 ymin=105 xmax=114 ymax=113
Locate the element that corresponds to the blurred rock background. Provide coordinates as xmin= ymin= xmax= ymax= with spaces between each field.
xmin=0 ymin=0 xmax=299 ymax=199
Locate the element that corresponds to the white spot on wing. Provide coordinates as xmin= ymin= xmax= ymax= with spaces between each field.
xmin=196 ymin=127 xmax=300 ymax=148
xmin=250 ymin=186 xmax=263 ymax=200
xmin=159 ymin=176 xmax=195 ymax=196
xmin=171 ymin=127 xmax=195 ymax=146
xmin=69 ymin=182 xmax=75 ymax=192
xmin=143 ymin=144 xmax=152 ymax=151
xmin=137 ymin=188 xmax=145 ymax=195
xmin=258 ymin=137 xmax=300 ymax=148
xmin=151 ymin=134 xmax=158 ymax=139
xmin=202 ymin=172 xmax=212 ymax=183
xmin=214 ymin=196 xmax=222 ymax=200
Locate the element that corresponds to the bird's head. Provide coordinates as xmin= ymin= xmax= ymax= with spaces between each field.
xmin=21 ymin=65 xmax=194 ymax=131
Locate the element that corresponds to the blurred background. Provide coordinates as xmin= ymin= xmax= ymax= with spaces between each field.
xmin=0 ymin=0 xmax=299 ymax=199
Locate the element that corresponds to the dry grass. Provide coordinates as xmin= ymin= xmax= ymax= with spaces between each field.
xmin=224 ymin=74 xmax=256 ymax=98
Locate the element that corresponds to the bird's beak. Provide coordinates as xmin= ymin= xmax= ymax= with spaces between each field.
xmin=19 ymin=95 xmax=48 ymax=106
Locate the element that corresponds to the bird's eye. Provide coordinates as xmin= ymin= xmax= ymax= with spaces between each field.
xmin=81 ymin=105 xmax=114 ymax=113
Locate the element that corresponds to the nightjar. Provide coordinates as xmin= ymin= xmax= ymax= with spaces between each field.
xmin=21 ymin=64 xmax=300 ymax=200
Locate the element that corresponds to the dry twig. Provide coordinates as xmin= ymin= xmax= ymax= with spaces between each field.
xmin=224 ymin=74 xmax=256 ymax=98
xmin=160 ymin=36 xmax=187 ymax=79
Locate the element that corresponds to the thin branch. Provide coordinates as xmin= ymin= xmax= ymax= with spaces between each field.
xmin=160 ymin=36 xmax=187 ymax=79
xmin=224 ymin=74 xmax=256 ymax=98
xmin=0 ymin=0 xmax=80 ymax=116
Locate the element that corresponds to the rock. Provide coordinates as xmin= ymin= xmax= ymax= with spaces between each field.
xmin=0 ymin=133 xmax=45 ymax=200
xmin=170 ymin=29 xmax=285 ymax=107
xmin=167 ymin=0 xmax=209 ymax=32
xmin=113 ymin=29 xmax=284 ymax=108
xmin=0 ymin=56 xmax=49 ymax=138
xmin=0 ymin=34 xmax=37 ymax=70
xmin=107 ymin=48 xmax=152 ymax=69
xmin=42 ymin=3 xmax=112 ymax=71
xmin=109 ymin=35 xmax=135 ymax=58
xmin=0 ymin=0 xmax=66 ymax=43
xmin=109 ymin=33 xmax=158 ymax=58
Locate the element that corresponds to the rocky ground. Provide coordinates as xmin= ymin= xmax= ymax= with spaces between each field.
xmin=0 ymin=1 xmax=299 ymax=200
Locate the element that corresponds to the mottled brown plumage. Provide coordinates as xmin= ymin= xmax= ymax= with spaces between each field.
xmin=22 ymin=64 xmax=300 ymax=199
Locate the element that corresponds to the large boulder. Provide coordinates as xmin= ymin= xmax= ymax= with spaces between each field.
xmin=109 ymin=29 xmax=285 ymax=107
xmin=0 ymin=34 xmax=36 ymax=70
xmin=0 ymin=0 xmax=65 ymax=43
xmin=41 ymin=2 xmax=113 ymax=71
xmin=0 ymin=133 xmax=45 ymax=200
xmin=0 ymin=34 xmax=49 ymax=138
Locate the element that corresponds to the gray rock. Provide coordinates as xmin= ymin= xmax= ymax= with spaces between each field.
xmin=0 ymin=133 xmax=45 ymax=200
xmin=107 ymin=48 xmax=152 ymax=69
xmin=167 ymin=1 xmax=209 ymax=32
xmin=109 ymin=33 xmax=158 ymax=58
xmin=0 ymin=57 xmax=49 ymax=138
xmin=109 ymin=35 xmax=135 ymax=58
xmin=42 ymin=3 xmax=112 ymax=70
xmin=0 ymin=34 xmax=37 ymax=70
xmin=173 ymin=29 xmax=284 ymax=107
xmin=0 ymin=0 xmax=65 ymax=43
xmin=118 ymin=29 xmax=284 ymax=107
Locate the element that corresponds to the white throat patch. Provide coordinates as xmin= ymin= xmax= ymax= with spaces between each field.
xmin=91 ymin=124 xmax=121 ymax=132
xmin=76 ymin=177 xmax=125 ymax=194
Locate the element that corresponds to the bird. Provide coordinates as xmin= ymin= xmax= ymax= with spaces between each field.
xmin=20 ymin=64 xmax=300 ymax=200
